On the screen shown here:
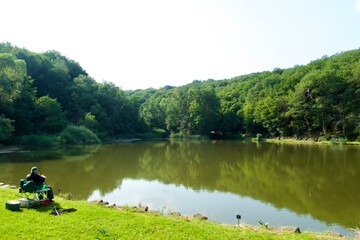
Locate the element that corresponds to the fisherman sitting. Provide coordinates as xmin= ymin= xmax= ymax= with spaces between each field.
xmin=26 ymin=166 xmax=54 ymax=202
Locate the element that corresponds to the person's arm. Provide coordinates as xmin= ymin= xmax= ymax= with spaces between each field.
xmin=26 ymin=174 xmax=31 ymax=181
xmin=34 ymin=174 xmax=46 ymax=183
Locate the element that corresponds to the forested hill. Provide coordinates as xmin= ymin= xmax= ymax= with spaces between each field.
xmin=0 ymin=42 xmax=145 ymax=145
xmin=1 ymin=42 xmax=360 ymax=146
xmin=129 ymin=48 xmax=360 ymax=140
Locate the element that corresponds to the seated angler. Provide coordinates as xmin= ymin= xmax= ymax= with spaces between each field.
xmin=26 ymin=166 xmax=55 ymax=202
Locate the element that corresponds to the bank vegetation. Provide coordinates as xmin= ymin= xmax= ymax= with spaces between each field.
xmin=1 ymin=42 xmax=360 ymax=146
xmin=0 ymin=187 xmax=354 ymax=239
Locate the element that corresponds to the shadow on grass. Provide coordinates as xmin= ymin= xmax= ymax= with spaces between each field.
xmin=31 ymin=202 xmax=77 ymax=215
xmin=12 ymin=201 xmax=64 ymax=215
xmin=6 ymin=202 xmax=61 ymax=214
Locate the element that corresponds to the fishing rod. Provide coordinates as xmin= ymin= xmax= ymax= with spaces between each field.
xmin=36 ymin=166 xmax=47 ymax=185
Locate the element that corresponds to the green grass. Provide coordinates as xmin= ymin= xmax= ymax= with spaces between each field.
xmin=0 ymin=188 xmax=349 ymax=239
xmin=265 ymin=138 xmax=360 ymax=145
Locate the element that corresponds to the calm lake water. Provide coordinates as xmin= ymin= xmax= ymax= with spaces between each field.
xmin=1 ymin=140 xmax=359 ymax=236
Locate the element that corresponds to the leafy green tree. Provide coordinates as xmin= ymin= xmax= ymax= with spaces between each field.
xmin=0 ymin=115 xmax=14 ymax=142
xmin=218 ymin=111 xmax=242 ymax=136
xmin=34 ymin=96 xmax=66 ymax=133
xmin=0 ymin=52 xmax=36 ymax=137
xmin=187 ymin=86 xmax=220 ymax=136
xmin=164 ymin=88 xmax=190 ymax=135
xmin=254 ymin=95 xmax=289 ymax=136
xmin=89 ymin=103 xmax=113 ymax=139
xmin=79 ymin=112 xmax=98 ymax=133
xmin=12 ymin=76 xmax=36 ymax=136
xmin=0 ymin=42 xmax=13 ymax=53
xmin=0 ymin=53 xmax=27 ymax=115
xmin=140 ymin=93 xmax=167 ymax=131
xmin=67 ymin=75 xmax=98 ymax=122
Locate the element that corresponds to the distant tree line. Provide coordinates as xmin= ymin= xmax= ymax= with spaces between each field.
xmin=130 ymin=49 xmax=360 ymax=140
xmin=1 ymin=42 xmax=360 ymax=146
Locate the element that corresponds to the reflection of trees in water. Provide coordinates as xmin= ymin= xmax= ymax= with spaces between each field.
xmin=214 ymin=143 xmax=360 ymax=229
xmin=1 ymin=141 xmax=359 ymax=229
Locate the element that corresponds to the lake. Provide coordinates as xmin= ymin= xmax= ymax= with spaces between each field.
xmin=1 ymin=140 xmax=359 ymax=236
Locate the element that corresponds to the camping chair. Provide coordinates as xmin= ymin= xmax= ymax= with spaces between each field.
xmin=19 ymin=179 xmax=50 ymax=200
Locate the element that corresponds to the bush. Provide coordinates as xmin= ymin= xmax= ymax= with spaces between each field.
xmin=60 ymin=125 xmax=101 ymax=145
xmin=318 ymin=136 xmax=328 ymax=142
xmin=19 ymin=134 xmax=60 ymax=147
xmin=169 ymin=133 xmax=208 ymax=140
xmin=256 ymin=133 xmax=263 ymax=141
xmin=338 ymin=138 xmax=347 ymax=144
xmin=169 ymin=133 xmax=185 ymax=139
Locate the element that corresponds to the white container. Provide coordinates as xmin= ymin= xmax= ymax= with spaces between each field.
xmin=18 ymin=198 xmax=33 ymax=208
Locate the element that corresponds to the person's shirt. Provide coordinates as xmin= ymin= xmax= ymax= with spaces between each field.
xmin=26 ymin=173 xmax=46 ymax=186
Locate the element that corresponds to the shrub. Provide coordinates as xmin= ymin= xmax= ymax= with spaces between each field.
xmin=60 ymin=125 xmax=101 ymax=145
xmin=256 ymin=133 xmax=263 ymax=141
xmin=19 ymin=134 xmax=60 ymax=147
xmin=338 ymin=138 xmax=347 ymax=144
xmin=169 ymin=133 xmax=208 ymax=140
xmin=318 ymin=136 xmax=327 ymax=142
xmin=169 ymin=133 xmax=185 ymax=139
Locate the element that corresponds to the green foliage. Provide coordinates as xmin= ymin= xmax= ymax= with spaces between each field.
xmin=95 ymin=228 xmax=110 ymax=239
xmin=338 ymin=137 xmax=347 ymax=144
xmin=0 ymin=44 xmax=144 ymax=143
xmin=78 ymin=112 xmax=98 ymax=132
xmin=318 ymin=136 xmax=328 ymax=142
xmin=2 ymin=42 xmax=360 ymax=143
xmin=169 ymin=133 xmax=185 ymax=139
xmin=256 ymin=133 xmax=263 ymax=141
xmin=59 ymin=125 xmax=101 ymax=145
xmin=258 ymin=220 xmax=269 ymax=229
xmin=35 ymin=96 xmax=66 ymax=133
xmin=19 ymin=134 xmax=61 ymax=147
xmin=0 ymin=115 xmax=14 ymax=142
xmin=0 ymin=53 xmax=28 ymax=116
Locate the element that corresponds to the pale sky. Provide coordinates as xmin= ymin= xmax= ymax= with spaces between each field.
xmin=1 ymin=0 xmax=360 ymax=90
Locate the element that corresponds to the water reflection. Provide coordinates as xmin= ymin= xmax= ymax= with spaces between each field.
xmin=1 ymin=140 xmax=359 ymax=233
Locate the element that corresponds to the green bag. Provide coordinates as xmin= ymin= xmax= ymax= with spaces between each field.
xmin=20 ymin=179 xmax=36 ymax=192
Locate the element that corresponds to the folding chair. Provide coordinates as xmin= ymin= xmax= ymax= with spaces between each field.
xmin=19 ymin=179 xmax=50 ymax=200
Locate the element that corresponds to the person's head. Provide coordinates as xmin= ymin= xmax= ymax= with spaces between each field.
xmin=30 ymin=166 xmax=38 ymax=174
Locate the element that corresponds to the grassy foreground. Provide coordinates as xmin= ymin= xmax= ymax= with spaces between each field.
xmin=0 ymin=188 xmax=351 ymax=240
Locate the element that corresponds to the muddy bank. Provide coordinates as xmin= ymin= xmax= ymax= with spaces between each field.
xmin=0 ymin=146 xmax=23 ymax=154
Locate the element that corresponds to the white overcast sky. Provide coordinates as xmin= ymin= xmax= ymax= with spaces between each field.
xmin=1 ymin=0 xmax=360 ymax=90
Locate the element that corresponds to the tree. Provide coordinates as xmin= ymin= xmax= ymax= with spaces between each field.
xmin=140 ymin=93 xmax=167 ymax=131
xmin=187 ymin=86 xmax=220 ymax=136
xmin=79 ymin=112 xmax=98 ymax=133
xmin=0 ymin=53 xmax=28 ymax=116
xmin=34 ymin=96 xmax=66 ymax=133
xmin=0 ymin=115 xmax=14 ymax=142
xmin=254 ymin=95 xmax=289 ymax=136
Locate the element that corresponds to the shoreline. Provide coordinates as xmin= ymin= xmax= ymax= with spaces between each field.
xmin=1 ymin=184 xmax=356 ymax=239
xmin=1 ymin=137 xmax=360 ymax=155
xmin=264 ymin=138 xmax=360 ymax=146
xmin=0 ymin=146 xmax=23 ymax=154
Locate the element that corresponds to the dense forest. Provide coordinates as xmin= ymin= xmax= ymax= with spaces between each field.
xmin=1 ymin=42 xmax=360 ymax=146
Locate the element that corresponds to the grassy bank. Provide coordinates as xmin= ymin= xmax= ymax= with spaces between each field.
xmin=0 ymin=188 xmax=353 ymax=239
xmin=264 ymin=138 xmax=360 ymax=146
